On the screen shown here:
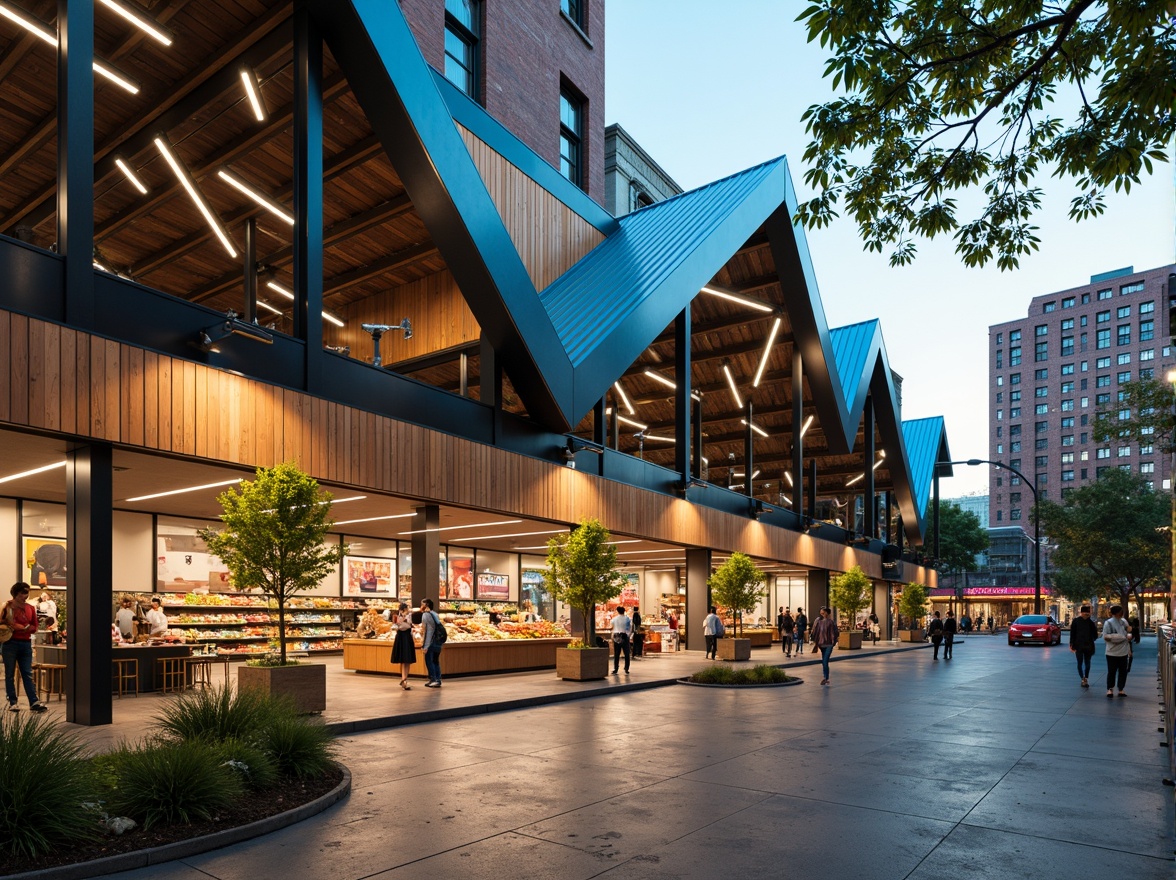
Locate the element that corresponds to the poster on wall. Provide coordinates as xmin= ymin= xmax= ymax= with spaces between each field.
xmin=344 ymin=556 xmax=395 ymax=596
xmin=446 ymin=556 xmax=473 ymax=600
xmin=25 ymin=538 xmax=68 ymax=587
xmin=476 ymin=572 xmax=509 ymax=601
xmin=156 ymin=534 xmax=230 ymax=591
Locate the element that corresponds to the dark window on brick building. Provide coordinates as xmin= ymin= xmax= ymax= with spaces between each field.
xmin=559 ymin=86 xmax=584 ymax=188
xmin=444 ymin=0 xmax=481 ymax=100
xmin=561 ymin=0 xmax=584 ymax=28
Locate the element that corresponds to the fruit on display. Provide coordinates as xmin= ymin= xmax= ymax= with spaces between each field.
xmin=367 ymin=617 xmax=569 ymax=643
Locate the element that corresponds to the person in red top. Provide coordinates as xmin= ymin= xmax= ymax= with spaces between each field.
xmin=3 ymin=583 xmax=48 ymax=713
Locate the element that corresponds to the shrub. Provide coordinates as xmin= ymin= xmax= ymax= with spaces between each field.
xmin=104 ymin=740 xmax=243 ymax=830
xmin=212 ymin=738 xmax=280 ymax=790
xmin=0 ymin=713 xmax=98 ymax=858
xmin=261 ymin=716 xmax=337 ymax=779
xmin=154 ymin=683 xmax=285 ymax=744
xmin=688 ymin=664 xmax=792 ymax=685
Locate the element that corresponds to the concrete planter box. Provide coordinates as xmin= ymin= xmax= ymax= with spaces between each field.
xmin=838 ymin=631 xmax=863 ymax=650
xmin=900 ymin=629 xmax=925 ymax=642
xmin=237 ymin=663 xmax=326 ymax=714
xmin=717 ymin=638 xmax=752 ymax=661
xmin=555 ymin=647 xmax=609 ymax=681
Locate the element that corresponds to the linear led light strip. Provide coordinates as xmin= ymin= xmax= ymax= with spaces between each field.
xmin=265 ymin=281 xmax=345 ymax=327
xmin=124 ymin=477 xmax=243 ymax=503
xmin=700 ymin=285 xmax=773 ymax=313
xmin=722 ymin=362 xmax=743 ymax=408
xmin=240 ymin=68 xmax=266 ymax=121
xmin=752 ymin=317 xmax=782 ymax=387
xmin=642 ymin=433 xmax=675 ymax=443
xmin=612 ymin=381 xmax=635 ymax=415
xmin=0 ymin=460 xmax=67 ymax=484
xmin=845 ymin=452 xmax=887 ymax=487
xmin=642 ymin=370 xmax=700 ymax=401
xmin=800 ymin=414 xmax=814 ymax=438
xmin=154 ymin=136 xmax=238 ymax=258
xmin=443 ymin=528 xmax=564 ymax=542
xmin=217 ymin=169 xmax=293 ymax=224
xmin=740 ymin=419 xmax=768 ymax=438
xmin=334 ymin=512 xmax=415 ymax=526
xmin=114 ymin=158 xmax=148 ymax=194
xmin=97 ymin=0 xmax=173 ymax=45
xmin=0 ymin=1 xmax=140 ymax=93
xmin=398 ymin=518 xmax=522 ymax=536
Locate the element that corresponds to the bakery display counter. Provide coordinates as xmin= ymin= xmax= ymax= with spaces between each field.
xmin=343 ymin=637 xmax=572 ymax=677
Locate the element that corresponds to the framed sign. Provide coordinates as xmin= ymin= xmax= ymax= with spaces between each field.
xmin=344 ymin=556 xmax=396 ymax=596
xmin=476 ymin=572 xmax=509 ymax=601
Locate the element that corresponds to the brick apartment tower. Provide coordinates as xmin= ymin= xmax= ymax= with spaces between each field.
xmin=399 ymin=0 xmax=606 ymax=204
xmin=988 ymin=265 xmax=1176 ymax=527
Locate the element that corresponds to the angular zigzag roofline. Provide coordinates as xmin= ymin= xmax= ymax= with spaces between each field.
xmin=309 ymin=0 xmax=949 ymax=543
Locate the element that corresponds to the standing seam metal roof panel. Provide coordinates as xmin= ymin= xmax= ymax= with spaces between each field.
xmin=902 ymin=416 xmax=948 ymax=520
xmin=829 ymin=321 xmax=881 ymax=404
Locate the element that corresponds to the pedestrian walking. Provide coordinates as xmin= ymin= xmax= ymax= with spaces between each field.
xmin=611 ymin=606 xmax=632 ymax=673
xmin=987 ymin=615 xmax=994 ymax=633
xmin=1102 ymin=604 xmax=1132 ymax=698
xmin=1068 ymin=604 xmax=1097 ymax=688
xmin=811 ymin=606 xmax=838 ymax=685
xmin=794 ymin=607 xmax=808 ymax=648
xmin=928 ymin=610 xmax=944 ymax=659
xmin=776 ymin=606 xmax=785 ymax=644
xmin=780 ymin=608 xmax=795 ymax=657
xmin=868 ymin=611 xmax=879 ymax=643
xmin=631 ymin=607 xmax=644 ymax=660
xmin=703 ymin=606 xmax=723 ymax=660
xmin=419 ymin=598 xmax=445 ymax=688
xmin=943 ymin=610 xmax=957 ymax=660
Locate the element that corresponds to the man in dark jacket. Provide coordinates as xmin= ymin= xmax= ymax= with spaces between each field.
xmin=943 ymin=610 xmax=958 ymax=660
xmin=1068 ymin=604 xmax=1099 ymax=688
xmin=928 ymin=611 xmax=944 ymax=659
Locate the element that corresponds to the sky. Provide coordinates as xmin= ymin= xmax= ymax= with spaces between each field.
xmin=604 ymin=1 xmax=1175 ymax=497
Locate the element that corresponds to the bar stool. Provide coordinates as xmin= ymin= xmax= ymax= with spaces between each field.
xmin=156 ymin=657 xmax=188 ymax=693
xmin=111 ymin=657 xmax=139 ymax=698
xmin=31 ymin=663 xmax=66 ymax=701
xmin=184 ymin=655 xmax=213 ymax=690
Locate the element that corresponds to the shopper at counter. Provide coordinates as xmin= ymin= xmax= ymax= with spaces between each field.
xmin=3 ymin=584 xmax=48 ymax=713
xmin=390 ymin=602 xmax=415 ymax=690
xmin=420 ymin=599 xmax=444 ymax=688
xmin=145 ymin=598 xmax=169 ymax=636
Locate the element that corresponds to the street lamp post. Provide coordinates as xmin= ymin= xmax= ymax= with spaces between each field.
xmin=939 ymin=458 xmax=1042 ymax=615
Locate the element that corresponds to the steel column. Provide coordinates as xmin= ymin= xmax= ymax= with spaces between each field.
xmin=791 ymin=348 xmax=803 ymax=514
xmin=744 ymin=401 xmax=754 ymax=497
xmin=674 ymin=309 xmax=692 ymax=481
xmin=65 ymin=444 xmax=113 ymax=726
xmin=294 ymin=7 xmax=324 ymax=391
xmin=692 ymin=397 xmax=703 ymax=480
xmin=863 ymin=395 xmax=875 ymax=537
xmin=410 ymin=505 xmax=440 ymax=608
xmin=684 ymin=548 xmax=712 ymax=651
xmin=243 ymin=218 xmax=257 ymax=323
xmin=58 ymin=0 xmax=94 ymax=327
xmin=807 ymin=458 xmax=816 ymax=520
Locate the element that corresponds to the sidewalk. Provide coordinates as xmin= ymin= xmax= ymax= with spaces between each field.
xmin=59 ymin=638 xmax=930 ymax=750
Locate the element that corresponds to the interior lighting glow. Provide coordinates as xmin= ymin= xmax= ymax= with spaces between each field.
xmin=322 ymin=311 xmax=345 ymax=328
xmin=644 ymin=434 xmax=675 ymax=443
xmin=752 ymin=317 xmax=782 ymax=387
xmin=0 ymin=2 xmax=140 ymax=92
xmin=0 ymin=460 xmax=67 ymax=484
xmin=256 ymin=300 xmax=283 ymax=315
xmin=124 ymin=477 xmax=243 ymax=502
xmin=800 ymin=414 xmax=814 ymax=437
xmin=613 ymin=380 xmax=635 ymax=415
xmin=644 ymin=370 xmax=676 ymax=390
xmin=845 ymin=473 xmax=864 ymax=487
xmin=154 ymin=136 xmax=237 ymax=257
xmin=398 ymin=519 xmax=523 ymax=536
xmin=239 ymin=67 xmax=266 ymax=121
xmin=97 ymin=0 xmax=173 ymax=45
xmin=445 ymin=529 xmax=563 ymax=542
xmin=115 ymin=157 xmax=148 ymax=194
xmin=723 ymin=363 xmax=743 ymax=408
xmin=616 ymin=415 xmax=648 ymax=431
xmin=267 ymin=281 xmax=294 ymax=300
xmin=700 ymin=285 xmax=774 ymax=313
xmin=217 ymin=169 xmax=293 ymax=224
xmin=334 ymin=513 xmax=416 ymax=526
xmin=741 ymin=419 xmax=768 ymax=438
xmin=784 ymin=470 xmax=793 ymax=487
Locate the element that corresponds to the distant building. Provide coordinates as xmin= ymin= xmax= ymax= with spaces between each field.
xmin=988 ymin=265 xmax=1176 ymax=527
xmin=603 ymin=123 xmax=682 ymax=217
xmin=943 ymin=494 xmax=988 ymax=529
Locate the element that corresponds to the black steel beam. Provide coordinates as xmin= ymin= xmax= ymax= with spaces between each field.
xmin=59 ymin=0 xmax=94 ymax=328
xmin=294 ymin=8 xmax=324 ymax=391
xmin=792 ymin=348 xmax=803 ymax=515
xmin=674 ymin=308 xmax=691 ymax=480
xmin=411 ymin=505 xmax=439 ymax=608
xmin=864 ymin=395 xmax=875 ymax=537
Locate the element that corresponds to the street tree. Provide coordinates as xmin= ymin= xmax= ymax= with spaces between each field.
xmin=544 ymin=518 xmax=626 ymax=648
xmin=708 ymin=552 xmax=766 ymax=637
xmin=1036 ymin=468 xmax=1169 ymax=621
xmin=200 ymin=463 xmax=346 ymax=666
xmin=927 ymin=502 xmax=990 ymax=575
xmin=829 ymin=565 xmax=872 ymax=628
xmin=1092 ymin=376 xmax=1176 ymax=454
xmin=796 ymin=1 xmax=1175 ymax=270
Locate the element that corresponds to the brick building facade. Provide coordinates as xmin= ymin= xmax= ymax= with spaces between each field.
xmin=399 ymin=0 xmax=606 ymax=205
xmin=988 ymin=265 xmax=1176 ymax=526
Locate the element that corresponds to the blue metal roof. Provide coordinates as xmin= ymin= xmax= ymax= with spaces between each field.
xmin=829 ymin=321 xmax=880 ymax=405
xmin=540 ymin=157 xmax=787 ymax=367
xmin=902 ymin=417 xmax=947 ymax=520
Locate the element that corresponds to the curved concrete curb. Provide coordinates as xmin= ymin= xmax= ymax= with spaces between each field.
xmin=677 ymin=677 xmax=803 ymax=689
xmin=7 ymin=764 xmax=352 ymax=880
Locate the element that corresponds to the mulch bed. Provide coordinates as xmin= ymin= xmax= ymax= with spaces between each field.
xmin=2 ymin=766 xmax=344 ymax=877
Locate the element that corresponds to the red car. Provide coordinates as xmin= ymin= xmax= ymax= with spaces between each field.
xmin=1008 ymin=614 xmax=1061 ymax=646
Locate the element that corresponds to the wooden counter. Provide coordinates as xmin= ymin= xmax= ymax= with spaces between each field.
xmin=343 ymin=637 xmax=571 ymax=677
xmin=38 ymin=643 xmax=192 ymax=693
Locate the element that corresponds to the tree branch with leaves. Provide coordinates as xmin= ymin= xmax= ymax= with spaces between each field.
xmin=796 ymin=0 xmax=1175 ymax=270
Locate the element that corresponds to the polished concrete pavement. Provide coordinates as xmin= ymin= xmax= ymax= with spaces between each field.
xmin=90 ymin=633 xmax=1173 ymax=880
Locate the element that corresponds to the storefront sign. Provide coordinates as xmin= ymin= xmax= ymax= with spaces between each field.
xmin=929 ymin=586 xmax=1036 ymax=597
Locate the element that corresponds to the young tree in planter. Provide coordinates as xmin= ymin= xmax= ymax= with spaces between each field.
xmin=200 ymin=463 xmax=345 ymax=666
xmin=829 ymin=565 xmax=872 ymax=629
xmin=543 ymin=518 xmax=626 ymax=648
xmin=898 ymin=582 xmax=929 ymax=633
xmin=708 ymin=552 xmax=766 ymax=637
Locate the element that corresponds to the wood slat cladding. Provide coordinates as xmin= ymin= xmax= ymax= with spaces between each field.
xmin=324 ymin=269 xmax=481 ymax=363
xmin=458 ymin=125 xmax=604 ymax=291
xmin=0 ymin=310 xmax=910 ymax=578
